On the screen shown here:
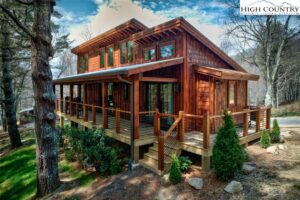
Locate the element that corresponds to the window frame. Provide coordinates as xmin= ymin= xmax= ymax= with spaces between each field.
xmin=84 ymin=54 xmax=89 ymax=71
xmin=143 ymin=45 xmax=156 ymax=62
xmin=78 ymin=56 xmax=83 ymax=73
xmin=119 ymin=41 xmax=127 ymax=65
xmin=127 ymin=41 xmax=134 ymax=64
xmin=158 ymin=40 xmax=175 ymax=60
xmin=107 ymin=45 xmax=114 ymax=67
xmin=228 ymin=80 xmax=237 ymax=106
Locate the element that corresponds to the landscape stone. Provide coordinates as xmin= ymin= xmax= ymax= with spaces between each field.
xmin=188 ymin=177 xmax=203 ymax=190
xmin=162 ymin=173 xmax=170 ymax=185
xmin=242 ymin=163 xmax=256 ymax=174
xmin=278 ymin=144 xmax=287 ymax=150
xmin=224 ymin=181 xmax=243 ymax=193
xmin=266 ymin=145 xmax=279 ymax=155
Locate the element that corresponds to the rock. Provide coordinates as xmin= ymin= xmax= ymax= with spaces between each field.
xmin=278 ymin=144 xmax=287 ymax=150
xmin=188 ymin=177 xmax=203 ymax=190
xmin=266 ymin=145 xmax=279 ymax=155
xmin=281 ymin=131 xmax=292 ymax=139
xmin=162 ymin=173 xmax=170 ymax=185
xmin=224 ymin=181 xmax=243 ymax=193
xmin=242 ymin=163 xmax=256 ymax=174
xmin=279 ymin=135 xmax=285 ymax=143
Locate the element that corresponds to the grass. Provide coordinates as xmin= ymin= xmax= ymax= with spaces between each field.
xmin=0 ymin=131 xmax=95 ymax=200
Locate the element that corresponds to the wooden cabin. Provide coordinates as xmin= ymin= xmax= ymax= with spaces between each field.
xmin=54 ymin=17 xmax=271 ymax=174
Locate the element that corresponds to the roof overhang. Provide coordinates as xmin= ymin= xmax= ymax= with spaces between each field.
xmin=194 ymin=65 xmax=259 ymax=81
xmin=54 ymin=57 xmax=184 ymax=84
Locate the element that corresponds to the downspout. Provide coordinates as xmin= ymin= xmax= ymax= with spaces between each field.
xmin=117 ymin=75 xmax=135 ymax=171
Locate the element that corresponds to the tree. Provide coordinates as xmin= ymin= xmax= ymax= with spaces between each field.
xmin=223 ymin=0 xmax=300 ymax=107
xmin=212 ymin=111 xmax=245 ymax=181
xmin=0 ymin=0 xmax=60 ymax=196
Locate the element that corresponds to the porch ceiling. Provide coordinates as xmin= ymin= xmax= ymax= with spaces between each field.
xmin=53 ymin=57 xmax=184 ymax=84
xmin=194 ymin=65 xmax=260 ymax=81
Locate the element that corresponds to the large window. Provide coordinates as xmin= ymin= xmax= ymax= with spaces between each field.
xmin=100 ymin=48 xmax=105 ymax=68
xmin=79 ymin=56 xmax=83 ymax=72
xmin=228 ymin=81 xmax=236 ymax=105
xmin=84 ymin=54 xmax=89 ymax=71
xmin=159 ymin=42 xmax=174 ymax=59
xmin=108 ymin=46 xmax=114 ymax=67
xmin=120 ymin=42 xmax=126 ymax=64
xmin=127 ymin=41 xmax=134 ymax=63
xmin=144 ymin=47 xmax=156 ymax=61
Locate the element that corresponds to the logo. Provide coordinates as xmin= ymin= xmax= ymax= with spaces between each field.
xmin=240 ymin=0 xmax=300 ymax=15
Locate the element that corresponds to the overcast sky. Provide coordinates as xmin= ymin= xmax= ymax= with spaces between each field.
xmin=55 ymin=0 xmax=228 ymax=46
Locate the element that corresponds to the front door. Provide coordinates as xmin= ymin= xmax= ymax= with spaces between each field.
xmin=144 ymin=83 xmax=174 ymax=129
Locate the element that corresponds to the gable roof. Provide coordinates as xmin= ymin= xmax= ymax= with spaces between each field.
xmin=71 ymin=18 xmax=148 ymax=54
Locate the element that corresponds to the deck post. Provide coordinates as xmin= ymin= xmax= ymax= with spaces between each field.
xmin=243 ymin=109 xmax=249 ymax=147
xmin=60 ymin=116 xmax=64 ymax=128
xmin=203 ymin=112 xmax=210 ymax=149
xmin=116 ymin=108 xmax=120 ymax=133
xmin=256 ymin=108 xmax=260 ymax=132
xmin=266 ymin=108 xmax=271 ymax=129
xmin=92 ymin=104 xmax=96 ymax=125
xmin=134 ymin=146 xmax=139 ymax=163
xmin=178 ymin=111 xmax=184 ymax=142
xmin=158 ymin=136 xmax=164 ymax=171
xmin=76 ymin=102 xmax=79 ymax=119
xmin=83 ymin=84 xmax=87 ymax=122
xmin=102 ymin=82 xmax=108 ymax=128
xmin=154 ymin=108 xmax=159 ymax=136
xmin=201 ymin=156 xmax=210 ymax=172
xmin=60 ymin=84 xmax=63 ymax=112
xmin=133 ymin=76 xmax=139 ymax=139
xmin=70 ymin=84 xmax=74 ymax=116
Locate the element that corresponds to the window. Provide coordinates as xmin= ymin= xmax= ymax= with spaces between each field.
xmin=144 ymin=48 xmax=156 ymax=61
xmin=228 ymin=81 xmax=236 ymax=105
xmin=159 ymin=43 xmax=174 ymax=59
xmin=79 ymin=56 xmax=83 ymax=72
xmin=100 ymin=48 xmax=105 ymax=68
xmin=127 ymin=41 xmax=134 ymax=63
xmin=120 ymin=42 xmax=126 ymax=64
xmin=108 ymin=46 xmax=114 ymax=67
xmin=84 ymin=54 xmax=89 ymax=71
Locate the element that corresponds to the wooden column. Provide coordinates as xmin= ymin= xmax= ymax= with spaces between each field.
xmin=133 ymin=76 xmax=139 ymax=139
xmin=243 ymin=109 xmax=249 ymax=137
xmin=154 ymin=108 xmax=159 ymax=136
xmin=102 ymin=82 xmax=108 ymax=128
xmin=70 ymin=84 xmax=74 ymax=116
xmin=116 ymin=108 xmax=120 ymax=133
xmin=83 ymin=84 xmax=87 ymax=121
xmin=92 ymin=105 xmax=96 ymax=125
xmin=256 ymin=108 xmax=261 ymax=132
xmin=203 ymin=112 xmax=210 ymax=149
xmin=266 ymin=108 xmax=271 ymax=129
xmin=178 ymin=111 xmax=184 ymax=142
xmin=60 ymin=84 xmax=63 ymax=112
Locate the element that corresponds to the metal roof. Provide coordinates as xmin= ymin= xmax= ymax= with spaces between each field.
xmin=53 ymin=57 xmax=184 ymax=84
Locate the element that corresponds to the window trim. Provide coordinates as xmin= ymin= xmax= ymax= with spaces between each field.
xmin=143 ymin=45 xmax=156 ymax=62
xmin=158 ymin=40 xmax=175 ymax=60
xmin=228 ymin=80 xmax=237 ymax=106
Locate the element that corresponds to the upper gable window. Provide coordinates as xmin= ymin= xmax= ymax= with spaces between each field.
xmin=108 ymin=46 xmax=114 ymax=67
xmin=79 ymin=56 xmax=83 ymax=72
xmin=228 ymin=81 xmax=237 ymax=106
xmin=100 ymin=48 xmax=105 ymax=68
xmin=120 ymin=41 xmax=134 ymax=64
xmin=84 ymin=54 xmax=89 ymax=71
xmin=144 ymin=47 xmax=156 ymax=61
xmin=159 ymin=42 xmax=175 ymax=59
xmin=127 ymin=41 xmax=134 ymax=63
xmin=120 ymin=42 xmax=127 ymax=64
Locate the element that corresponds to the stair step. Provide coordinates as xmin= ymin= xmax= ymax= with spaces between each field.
xmin=149 ymin=147 xmax=175 ymax=159
xmin=139 ymin=159 xmax=162 ymax=175
xmin=153 ymin=141 xmax=181 ymax=151
xmin=145 ymin=152 xmax=171 ymax=163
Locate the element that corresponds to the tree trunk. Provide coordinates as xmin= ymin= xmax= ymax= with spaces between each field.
xmin=265 ymin=79 xmax=273 ymax=107
xmin=32 ymin=0 xmax=60 ymax=196
xmin=1 ymin=20 xmax=22 ymax=148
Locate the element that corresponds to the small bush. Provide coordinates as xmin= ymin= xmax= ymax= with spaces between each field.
xmin=178 ymin=156 xmax=192 ymax=172
xmin=270 ymin=119 xmax=280 ymax=143
xmin=212 ymin=111 xmax=245 ymax=181
xmin=260 ymin=130 xmax=271 ymax=148
xmin=169 ymin=154 xmax=182 ymax=184
xmin=110 ymin=149 xmax=122 ymax=175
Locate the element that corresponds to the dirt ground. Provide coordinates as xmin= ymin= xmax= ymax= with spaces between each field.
xmin=44 ymin=127 xmax=300 ymax=200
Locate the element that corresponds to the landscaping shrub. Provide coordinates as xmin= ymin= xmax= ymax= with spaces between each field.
xmin=260 ymin=130 xmax=271 ymax=148
xmin=270 ymin=119 xmax=280 ymax=143
xmin=62 ymin=126 xmax=122 ymax=175
xmin=178 ymin=156 xmax=192 ymax=172
xmin=110 ymin=149 xmax=122 ymax=175
xmin=169 ymin=154 xmax=182 ymax=184
xmin=212 ymin=111 xmax=245 ymax=181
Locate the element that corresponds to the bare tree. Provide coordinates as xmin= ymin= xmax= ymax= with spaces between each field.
xmin=80 ymin=25 xmax=94 ymax=41
xmin=223 ymin=0 xmax=300 ymax=107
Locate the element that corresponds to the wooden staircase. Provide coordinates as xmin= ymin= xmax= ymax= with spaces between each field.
xmin=139 ymin=138 xmax=182 ymax=175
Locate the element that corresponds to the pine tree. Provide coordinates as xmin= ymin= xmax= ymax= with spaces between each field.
xmin=169 ymin=154 xmax=182 ymax=184
xmin=270 ymin=119 xmax=280 ymax=143
xmin=212 ymin=111 xmax=245 ymax=181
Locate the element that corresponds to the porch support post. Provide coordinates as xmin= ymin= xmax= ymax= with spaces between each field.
xmin=133 ymin=76 xmax=139 ymax=139
xmin=60 ymin=116 xmax=64 ymax=128
xmin=60 ymin=84 xmax=63 ymax=112
xmin=70 ymin=84 xmax=74 ymax=116
xmin=256 ymin=108 xmax=261 ymax=132
xmin=102 ymin=82 xmax=108 ymax=128
xmin=266 ymin=108 xmax=271 ymax=129
xmin=201 ymin=155 xmax=210 ymax=172
xmin=243 ymin=109 xmax=249 ymax=147
xmin=83 ymin=84 xmax=87 ymax=121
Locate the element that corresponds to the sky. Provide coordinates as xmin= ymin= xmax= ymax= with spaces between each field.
xmin=55 ymin=0 xmax=228 ymax=47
